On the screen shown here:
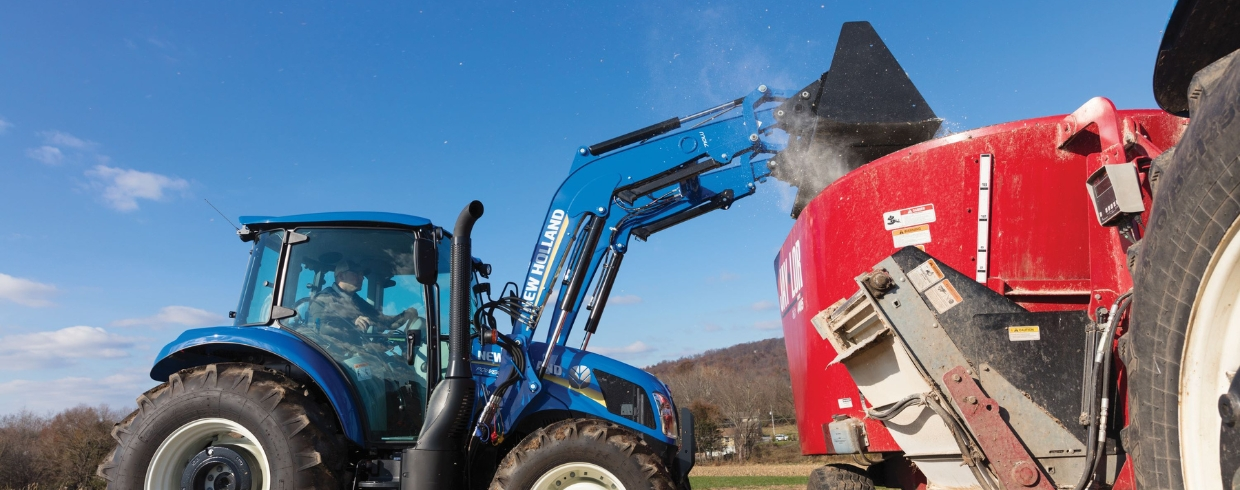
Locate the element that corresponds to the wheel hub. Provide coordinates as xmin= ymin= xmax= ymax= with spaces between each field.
xmin=181 ymin=445 xmax=258 ymax=490
xmin=530 ymin=462 xmax=625 ymax=490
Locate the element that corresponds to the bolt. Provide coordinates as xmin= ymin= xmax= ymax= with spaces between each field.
xmin=529 ymin=382 xmax=538 ymax=392
xmin=801 ymin=91 xmax=811 ymax=99
xmin=721 ymin=153 xmax=729 ymax=160
xmin=964 ymin=395 xmax=978 ymax=405
xmin=1010 ymin=461 xmax=1039 ymax=487
xmin=758 ymin=84 xmax=768 ymax=93
xmin=1220 ymin=392 xmax=1240 ymax=427
xmin=1094 ymin=293 xmax=1102 ymax=300
xmin=982 ymin=365 xmax=990 ymax=372
xmin=747 ymin=183 xmax=755 ymax=190
xmin=1079 ymin=412 xmax=1091 ymax=426
xmin=579 ymin=147 xmax=588 ymax=156
xmin=768 ymin=160 xmax=778 ymax=167
xmin=776 ymin=109 xmax=785 ymax=117
xmin=749 ymin=133 xmax=759 ymax=142
xmin=952 ymin=374 xmax=963 ymax=383
xmin=597 ymin=207 xmax=606 ymax=213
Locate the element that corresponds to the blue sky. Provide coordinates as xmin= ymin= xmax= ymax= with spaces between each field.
xmin=0 ymin=0 xmax=1173 ymax=414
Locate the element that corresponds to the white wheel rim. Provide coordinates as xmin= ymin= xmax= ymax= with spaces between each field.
xmin=145 ymin=417 xmax=270 ymax=490
xmin=530 ymin=462 xmax=626 ymax=490
xmin=1181 ymin=216 xmax=1240 ymax=490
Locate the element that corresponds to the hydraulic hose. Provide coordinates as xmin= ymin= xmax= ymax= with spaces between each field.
xmin=1073 ymin=292 xmax=1132 ymax=490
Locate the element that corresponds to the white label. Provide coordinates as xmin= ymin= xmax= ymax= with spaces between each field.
xmin=883 ymin=204 xmax=937 ymax=230
xmin=837 ymin=397 xmax=854 ymax=409
xmin=908 ymin=259 xmax=946 ymax=292
xmin=924 ymin=279 xmax=964 ymax=313
xmin=352 ymin=362 xmax=373 ymax=382
xmin=1008 ymin=326 xmax=1041 ymax=341
xmin=892 ymin=224 xmax=932 ymax=248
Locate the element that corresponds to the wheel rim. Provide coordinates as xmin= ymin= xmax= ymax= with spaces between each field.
xmin=145 ymin=418 xmax=270 ymax=490
xmin=1182 ymin=215 xmax=1240 ymax=490
xmin=530 ymin=462 xmax=626 ymax=490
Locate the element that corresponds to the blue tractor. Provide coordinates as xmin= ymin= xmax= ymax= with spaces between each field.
xmin=96 ymin=22 xmax=937 ymax=490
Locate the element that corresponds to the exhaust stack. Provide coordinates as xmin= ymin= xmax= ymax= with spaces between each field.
xmin=403 ymin=201 xmax=484 ymax=490
xmin=773 ymin=21 xmax=941 ymax=217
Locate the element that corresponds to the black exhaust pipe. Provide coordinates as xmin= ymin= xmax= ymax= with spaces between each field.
xmin=403 ymin=200 xmax=484 ymax=490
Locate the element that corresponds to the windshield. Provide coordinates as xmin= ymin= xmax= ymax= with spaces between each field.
xmin=276 ymin=227 xmax=435 ymax=443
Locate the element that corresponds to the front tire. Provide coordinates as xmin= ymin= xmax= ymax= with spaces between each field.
xmin=96 ymin=363 xmax=344 ymax=490
xmin=1128 ymin=50 xmax=1240 ymax=490
xmin=489 ymin=418 xmax=676 ymax=490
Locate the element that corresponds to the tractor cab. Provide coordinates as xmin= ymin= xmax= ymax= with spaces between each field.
xmin=234 ymin=212 xmax=459 ymax=444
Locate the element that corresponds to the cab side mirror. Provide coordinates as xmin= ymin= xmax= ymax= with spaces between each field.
xmin=413 ymin=236 xmax=438 ymax=285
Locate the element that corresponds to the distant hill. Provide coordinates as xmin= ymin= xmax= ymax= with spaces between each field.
xmin=645 ymin=337 xmax=789 ymax=380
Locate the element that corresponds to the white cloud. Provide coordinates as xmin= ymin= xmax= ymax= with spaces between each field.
xmin=25 ymin=146 xmax=64 ymax=165
xmin=0 ymin=117 xmax=13 ymax=134
xmin=608 ymin=294 xmax=642 ymax=305
xmin=702 ymin=323 xmax=722 ymax=332
xmin=750 ymin=300 xmax=776 ymax=311
xmin=753 ymin=320 xmax=782 ymax=331
xmin=86 ymin=165 xmax=189 ymax=211
xmin=591 ymin=341 xmax=656 ymax=360
xmin=0 ymin=326 xmax=139 ymax=369
xmin=113 ymin=306 xmax=223 ymax=329
xmin=0 ymin=369 xmax=153 ymax=414
xmin=38 ymin=130 xmax=95 ymax=150
xmin=0 ymin=273 xmax=58 ymax=307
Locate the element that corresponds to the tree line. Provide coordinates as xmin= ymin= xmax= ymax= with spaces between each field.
xmin=645 ymin=338 xmax=797 ymax=462
xmin=0 ymin=405 xmax=126 ymax=490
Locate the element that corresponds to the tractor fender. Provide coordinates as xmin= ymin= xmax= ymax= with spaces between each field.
xmin=519 ymin=346 xmax=677 ymax=446
xmin=150 ymin=326 xmax=366 ymax=446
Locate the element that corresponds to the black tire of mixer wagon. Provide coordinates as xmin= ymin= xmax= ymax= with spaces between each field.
xmin=488 ymin=418 xmax=676 ymax=490
xmin=807 ymin=464 xmax=874 ymax=490
xmin=1126 ymin=52 xmax=1240 ymax=489
xmin=95 ymin=363 xmax=345 ymax=490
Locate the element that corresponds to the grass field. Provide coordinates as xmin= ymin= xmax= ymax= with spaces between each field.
xmin=689 ymin=475 xmax=807 ymax=489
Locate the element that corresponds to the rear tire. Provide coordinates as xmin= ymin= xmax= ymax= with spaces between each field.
xmin=488 ymin=418 xmax=675 ymax=490
xmin=1128 ymin=50 xmax=1240 ymax=490
xmin=96 ymin=363 xmax=344 ymax=489
xmin=806 ymin=464 xmax=874 ymax=490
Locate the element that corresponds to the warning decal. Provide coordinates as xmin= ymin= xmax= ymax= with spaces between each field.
xmin=837 ymin=397 xmax=854 ymax=409
xmin=1008 ymin=326 xmax=1041 ymax=341
xmin=892 ymin=224 xmax=932 ymax=248
xmin=924 ymin=278 xmax=964 ymax=313
xmin=883 ymin=204 xmax=937 ymax=230
xmin=908 ymin=259 xmax=946 ymax=292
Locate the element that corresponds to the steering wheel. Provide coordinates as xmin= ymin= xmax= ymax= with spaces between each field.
xmin=282 ymin=296 xmax=317 ymax=328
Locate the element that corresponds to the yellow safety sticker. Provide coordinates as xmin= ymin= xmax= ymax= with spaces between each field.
xmin=1008 ymin=326 xmax=1041 ymax=341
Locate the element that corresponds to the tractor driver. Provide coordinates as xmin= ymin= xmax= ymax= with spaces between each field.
xmin=307 ymin=260 xmax=420 ymax=342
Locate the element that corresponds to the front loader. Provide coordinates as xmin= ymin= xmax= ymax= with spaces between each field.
xmin=97 ymin=22 xmax=938 ymax=490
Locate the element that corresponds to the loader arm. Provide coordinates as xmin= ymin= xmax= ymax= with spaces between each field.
xmin=471 ymin=21 xmax=940 ymax=446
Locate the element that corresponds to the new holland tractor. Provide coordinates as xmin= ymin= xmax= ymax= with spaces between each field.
xmin=774 ymin=1 xmax=1240 ymax=488
xmin=96 ymin=22 xmax=936 ymax=490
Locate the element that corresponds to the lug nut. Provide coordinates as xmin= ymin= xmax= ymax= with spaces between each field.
xmin=1220 ymin=392 xmax=1240 ymax=427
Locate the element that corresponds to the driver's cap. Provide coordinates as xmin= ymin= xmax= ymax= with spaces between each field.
xmin=335 ymin=260 xmax=362 ymax=275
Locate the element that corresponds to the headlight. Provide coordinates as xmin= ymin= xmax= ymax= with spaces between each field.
xmin=652 ymin=392 xmax=677 ymax=439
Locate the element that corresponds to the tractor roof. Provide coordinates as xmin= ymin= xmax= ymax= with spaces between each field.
xmin=238 ymin=211 xmax=432 ymax=231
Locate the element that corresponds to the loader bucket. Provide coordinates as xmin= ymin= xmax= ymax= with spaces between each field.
xmin=772 ymin=21 xmax=941 ymax=217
